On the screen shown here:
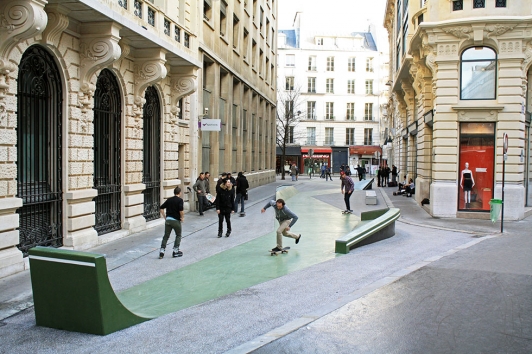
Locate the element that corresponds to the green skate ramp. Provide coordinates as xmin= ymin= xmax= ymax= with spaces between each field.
xmin=118 ymin=185 xmax=359 ymax=317
xmin=29 ymin=247 xmax=152 ymax=335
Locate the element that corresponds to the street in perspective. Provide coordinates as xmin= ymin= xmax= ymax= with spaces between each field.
xmin=1 ymin=0 xmax=532 ymax=352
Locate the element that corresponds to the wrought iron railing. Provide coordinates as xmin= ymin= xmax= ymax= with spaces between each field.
xmin=115 ymin=0 xmax=192 ymax=48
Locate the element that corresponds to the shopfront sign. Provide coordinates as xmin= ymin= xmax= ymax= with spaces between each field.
xmin=199 ymin=119 xmax=221 ymax=131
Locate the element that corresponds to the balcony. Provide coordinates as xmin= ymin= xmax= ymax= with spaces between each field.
xmin=113 ymin=0 xmax=193 ymax=50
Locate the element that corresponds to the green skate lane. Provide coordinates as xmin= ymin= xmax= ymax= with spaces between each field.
xmin=117 ymin=188 xmax=359 ymax=318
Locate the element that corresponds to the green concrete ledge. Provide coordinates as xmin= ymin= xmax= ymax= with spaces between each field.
xmin=29 ymin=247 xmax=152 ymax=335
xmin=335 ymin=208 xmax=400 ymax=254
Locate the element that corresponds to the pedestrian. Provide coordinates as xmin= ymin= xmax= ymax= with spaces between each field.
xmin=320 ymin=164 xmax=326 ymax=178
xmin=326 ymin=165 xmax=333 ymax=181
xmin=261 ymin=198 xmax=301 ymax=252
xmin=234 ymin=171 xmax=249 ymax=216
xmin=290 ymin=164 xmax=297 ymax=181
xmin=356 ymin=164 xmax=364 ymax=181
xmin=391 ymin=165 xmax=398 ymax=184
xmin=227 ymin=172 xmax=236 ymax=186
xmin=159 ymin=187 xmax=184 ymax=259
xmin=216 ymin=179 xmax=235 ymax=237
xmin=216 ymin=172 xmax=228 ymax=194
xmin=340 ymin=170 xmax=355 ymax=213
xmin=383 ymin=164 xmax=390 ymax=187
xmin=192 ymin=172 xmax=208 ymax=216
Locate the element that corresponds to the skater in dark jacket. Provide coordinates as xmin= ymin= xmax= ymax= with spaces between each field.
xmin=261 ymin=198 xmax=301 ymax=252
xmin=159 ymin=187 xmax=184 ymax=259
xmin=340 ymin=171 xmax=355 ymax=213
xmin=234 ymin=172 xmax=249 ymax=215
xmin=215 ymin=179 xmax=235 ymax=237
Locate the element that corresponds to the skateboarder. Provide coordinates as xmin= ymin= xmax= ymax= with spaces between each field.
xmin=261 ymin=198 xmax=302 ymax=252
xmin=340 ymin=170 xmax=354 ymax=213
xmin=159 ymin=187 xmax=184 ymax=258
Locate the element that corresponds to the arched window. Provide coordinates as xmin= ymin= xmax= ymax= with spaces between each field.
xmin=460 ymin=47 xmax=497 ymax=100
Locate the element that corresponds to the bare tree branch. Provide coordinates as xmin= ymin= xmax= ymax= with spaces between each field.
xmin=276 ymin=86 xmax=306 ymax=180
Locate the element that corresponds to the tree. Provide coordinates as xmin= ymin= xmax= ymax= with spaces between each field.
xmin=276 ymin=86 xmax=305 ymax=180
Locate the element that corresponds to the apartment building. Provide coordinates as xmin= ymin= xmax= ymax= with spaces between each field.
xmin=277 ymin=12 xmax=388 ymax=173
xmin=384 ymin=0 xmax=532 ymax=219
xmin=0 ymin=0 xmax=276 ymax=278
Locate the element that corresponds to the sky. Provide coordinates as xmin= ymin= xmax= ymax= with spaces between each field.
xmin=277 ymin=0 xmax=389 ymax=50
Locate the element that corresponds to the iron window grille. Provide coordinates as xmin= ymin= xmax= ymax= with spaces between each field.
xmin=473 ymin=0 xmax=485 ymax=8
xmin=164 ymin=18 xmax=170 ymax=36
xmin=148 ymin=7 xmax=155 ymax=26
xmin=134 ymin=0 xmax=142 ymax=18
xmin=184 ymin=32 xmax=190 ymax=48
xmin=453 ymin=0 xmax=463 ymax=10
xmin=175 ymin=27 xmax=181 ymax=42
xmin=495 ymin=0 xmax=506 ymax=7
xmin=118 ymin=0 xmax=127 ymax=9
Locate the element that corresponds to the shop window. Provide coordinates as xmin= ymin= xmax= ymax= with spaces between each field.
xmin=458 ymin=122 xmax=495 ymax=211
xmin=460 ymin=47 xmax=496 ymax=100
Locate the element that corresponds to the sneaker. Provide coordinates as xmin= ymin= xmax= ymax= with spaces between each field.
xmin=199 ymin=213 xmax=204 ymax=216
xmin=348 ymin=210 xmax=353 ymax=213
xmin=225 ymin=232 xmax=231 ymax=237
xmin=271 ymin=247 xmax=282 ymax=252
xmin=217 ymin=232 xmax=222 ymax=238
xmin=295 ymin=234 xmax=302 ymax=244
xmin=159 ymin=248 xmax=165 ymax=259
xmin=172 ymin=249 xmax=183 ymax=258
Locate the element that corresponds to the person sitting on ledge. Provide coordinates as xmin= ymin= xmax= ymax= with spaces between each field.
xmin=405 ymin=178 xmax=415 ymax=197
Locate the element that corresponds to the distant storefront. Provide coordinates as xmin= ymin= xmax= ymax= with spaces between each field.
xmin=276 ymin=146 xmax=302 ymax=174
xmin=300 ymin=147 xmax=332 ymax=174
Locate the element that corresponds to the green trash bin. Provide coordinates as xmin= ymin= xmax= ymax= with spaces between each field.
xmin=489 ymin=199 xmax=502 ymax=223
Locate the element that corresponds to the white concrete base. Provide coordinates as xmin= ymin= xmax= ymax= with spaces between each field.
xmin=492 ymin=184 xmax=525 ymax=221
xmin=430 ymin=181 xmax=458 ymax=218
xmin=123 ymin=215 xmax=147 ymax=233
xmin=0 ymin=248 xmax=24 ymax=279
xmin=64 ymin=228 xmax=99 ymax=250
xmin=366 ymin=190 xmax=377 ymax=205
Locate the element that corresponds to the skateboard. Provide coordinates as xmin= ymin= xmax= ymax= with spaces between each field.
xmin=270 ymin=246 xmax=290 ymax=256
xmin=341 ymin=210 xmax=353 ymax=214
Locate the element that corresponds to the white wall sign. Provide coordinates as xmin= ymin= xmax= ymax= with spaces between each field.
xmin=199 ymin=119 xmax=221 ymax=131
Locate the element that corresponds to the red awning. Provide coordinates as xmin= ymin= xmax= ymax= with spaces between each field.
xmin=349 ymin=146 xmax=382 ymax=155
xmin=301 ymin=147 xmax=332 ymax=154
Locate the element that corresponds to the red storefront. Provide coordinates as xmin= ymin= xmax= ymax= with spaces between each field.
xmin=300 ymin=147 xmax=332 ymax=174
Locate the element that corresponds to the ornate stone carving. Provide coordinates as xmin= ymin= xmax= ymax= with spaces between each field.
xmin=0 ymin=0 xmax=47 ymax=73
xmin=42 ymin=4 xmax=69 ymax=47
xmin=0 ymin=102 xmax=7 ymax=125
xmin=500 ymin=41 xmax=521 ymax=53
xmin=486 ymin=24 xmax=516 ymax=39
xmin=170 ymin=71 xmax=197 ymax=119
xmin=0 ymin=71 xmax=9 ymax=98
xmin=133 ymin=52 xmax=167 ymax=117
xmin=442 ymin=26 xmax=472 ymax=40
xmin=78 ymin=23 xmax=122 ymax=123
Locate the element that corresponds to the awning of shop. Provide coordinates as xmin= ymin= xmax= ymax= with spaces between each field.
xmin=301 ymin=147 xmax=332 ymax=154
xmin=276 ymin=146 xmax=302 ymax=155
xmin=349 ymin=145 xmax=382 ymax=155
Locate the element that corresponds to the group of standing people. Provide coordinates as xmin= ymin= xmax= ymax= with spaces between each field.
xmin=158 ymin=171 xmax=250 ymax=259
xmin=377 ymin=164 xmax=391 ymax=187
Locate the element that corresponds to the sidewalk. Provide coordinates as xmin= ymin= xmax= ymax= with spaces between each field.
xmin=1 ymin=175 xmax=530 ymax=353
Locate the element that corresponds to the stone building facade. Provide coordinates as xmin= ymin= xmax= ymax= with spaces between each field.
xmin=0 ymin=0 xmax=276 ymax=278
xmin=384 ymin=0 xmax=532 ymax=220
xmin=277 ymin=12 xmax=388 ymax=174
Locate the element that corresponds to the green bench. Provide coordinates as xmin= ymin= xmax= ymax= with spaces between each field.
xmin=29 ymin=247 xmax=152 ymax=335
xmin=335 ymin=208 xmax=400 ymax=254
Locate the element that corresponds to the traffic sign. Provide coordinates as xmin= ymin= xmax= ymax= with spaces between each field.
xmin=503 ymin=133 xmax=508 ymax=154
